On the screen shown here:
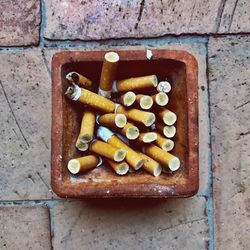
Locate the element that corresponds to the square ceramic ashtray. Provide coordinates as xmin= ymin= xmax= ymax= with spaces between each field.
xmin=51 ymin=49 xmax=198 ymax=198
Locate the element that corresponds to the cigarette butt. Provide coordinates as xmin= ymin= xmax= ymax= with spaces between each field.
xmin=66 ymin=72 xmax=92 ymax=89
xmin=136 ymin=95 xmax=153 ymax=110
xmin=152 ymin=92 xmax=169 ymax=106
xmin=120 ymin=91 xmax=136 ymax=107
xmin=78 ymin=110 xmax=95 ymax=143
xmin=120 ymin=122 xmax=140 ymax=140
xmin=143 ymin=144 xmax=180 ymax=171
xmin=117 ymin=105 xmax=155 ymax=127
xmin=137 ymin=132 xmax=157 ymax=143
xmin=157 ymin=81 xmax=171 ymax=93
xmin=98 ymin=52 xmax=119 ymax=98
xmin=108 ymin=134 xmax=144 ymax=170
xmin=89 ymin=140 xmax=126 ymax=162
xmin=96 ymin=126 xmax=144 ymax=170
xmin=156 ymin=123 xmax=176 ymax=138
xmin=155 ymin=132 xmax=174 ymax=151
xmin=67 ymin=155 xmax=102 ymax=174
xmin=75 ymin=138 xmax=89 ymax=151
xmin=65 ymin=85 xmax=116 ymax=113
xmin=97 ymin=113 xmax=127 ymax=128
xmin=113 ymin=75 xmax=158 ymax=92
xmin=138 ymin=152 xmax=162 ymax=177
xmin=106 ymin=159 xmax=129 ymax=175
xmin=158 ymin=109 xmax=177 ymax=125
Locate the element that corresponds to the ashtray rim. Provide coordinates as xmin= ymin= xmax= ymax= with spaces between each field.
xmin=51 ymin=49 xmax=199 ymax=198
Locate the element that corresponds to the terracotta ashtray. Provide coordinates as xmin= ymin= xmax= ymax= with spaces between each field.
xmin=51 ymin=49 xmax=199 ymax=198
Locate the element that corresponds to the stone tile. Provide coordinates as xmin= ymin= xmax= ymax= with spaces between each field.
xmin=218 ymin=0 xmax=250 ymax=33
xmin=0 ymin=206 xmax=51 ymax=249
xmin=44 ymin=42 xmax=209 ymax=194
xmin=0 ymin=0 xmax=40 ymax=46
xmin=44 ymin=0 xmax=222 ymax=40
xmin=53 ymin=197 xmax=209 ymax=250
xmin=208 ymin=36 xmax=250 ymax=250
xmin=0 ymin=49 xmax=54 ymax=200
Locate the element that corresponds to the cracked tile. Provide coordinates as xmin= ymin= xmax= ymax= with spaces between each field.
xmin=0 ymin=49 xmax=54 ymax=200
xmin=44 ymin=0 xmax=222 ymax=40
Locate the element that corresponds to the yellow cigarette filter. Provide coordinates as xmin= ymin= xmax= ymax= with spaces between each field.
xmin=66 ymin=72 xmax=92 ymax=89
xmin=155 ymin=132 xmax=174 ymax=151
xmin=152 ymin=92 xmax=169 ymax=106
xmin=97 ymin=113 xmax=127 ymax=128
xmin=120 ymin=122 xmax=140 ymax=140
xmin=138 ymin=152 xmax=162 ymax=177
xmin=158 ymin=108 xmax=177 ymax=125
xmin=157 ymin=81 xmax=171 ymax=93
xmin=89 ymin=140 xmax=126 ymax=162
xmin=77 ymin=110 xmax=95 ymax=143
xmin=116 ymin=105 xmax=155 ymax=127
xmin=67 ymin=155 xmax=102 ymax=174
xmin=112 ymin=75 xmax=158 ymax=93
xmin=136 ymin=94 xmax=153 ymax=110
xmin=97 ymin=126 xmax=144 ymax=170
xmin=137 ymin=132 xmax=157 ymax=143
xmin=120 ymin=91 xmax=136 ymax=107
xmin=75 ymin=138 xmax=89 ymax=152
xmin=65 ymin=85 xmax=116 ymax=113
xmin=98 ymin=52 xmax=119 ymax=98
xmin=143 ymin=144 xmax=180 ymax=171
xmin=106 ymin=159 xmax=129 ymax=175
xmin=156 ymin=123 xmax=176 ymax=138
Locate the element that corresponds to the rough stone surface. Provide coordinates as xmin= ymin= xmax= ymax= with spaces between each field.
xmin=43 ymin=42 xmax=209 ymax=194
xmin=208 ymin=36 xmax=250 ymax=250
xmin=218 ymin=0 xmax=250 ymax=33
xmin=44 ymin=0 xmax=222 ymax=40
xmin=0 ymin=206 xmax=51 ymax=249
xmin=53 ymin=197 xmax=208 ymax=250
xmin=0 ymin=0 xmax=40 ymax=46
xmin=0 ymin=49 xmax=54 ymax=200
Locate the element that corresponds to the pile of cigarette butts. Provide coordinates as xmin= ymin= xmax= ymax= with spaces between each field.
xmin=65 ymin=51 xmax=180 ymax=177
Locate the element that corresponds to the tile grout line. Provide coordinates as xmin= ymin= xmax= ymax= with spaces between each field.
xmin=47 ymin=200 xmax=56 ymax=250
xmin=39 ymin=0 xmax=47 ymax=47
xmin=0 ymin=35 xmax=209 ymax=52
xmin=2 ymin=32 xmax=250 ymax=51
xmin=205 ymin=39 xmax=215 ymax=250
xmin=0 ymin=32 xmax=249 ymax=51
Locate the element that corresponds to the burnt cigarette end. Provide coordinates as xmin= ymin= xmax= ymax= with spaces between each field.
xmin=65 ymin=86 xmax=74 ymax=98
xmin=65 ymin=85 xmax=82 ymax=101
xmin=71 ymin=72 xmax=79 ymax=83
